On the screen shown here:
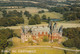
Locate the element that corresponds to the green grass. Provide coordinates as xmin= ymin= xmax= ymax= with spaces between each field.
xmin=10 ymin=37 xmax=64 ymax=54
xmin=10 ymin=48 xmax=65 ymax=54
xmin=59 ymin=20 xmax=80 ymax=24
xmin=11 ymin=37 xmax=64 ymax=47
xmin=9 ymin=37 xmax=65 ymax=54
xmin=6 ymin=7 xmax=48 ymax=14
xmin=32 ymin=12 xmax=63 ymax=19
xmin=6 ymin=36 xmax=79 ymax=54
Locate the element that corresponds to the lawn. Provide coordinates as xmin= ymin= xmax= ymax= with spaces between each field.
xmin=6 ymin=33 xmax=79 ymax=54
xmin=10 ymin=47 xmax=65 ymax=54
xmin=5 ymin=36 xmax=78 ymax=54
xmin=8 ymin=37 xmax=65 ymax=54
xmin=11 ymin=37 xmax=64 ymax=47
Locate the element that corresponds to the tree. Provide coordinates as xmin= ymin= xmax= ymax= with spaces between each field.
xmin=7 ymin=52 xmax=10 ymax=54
xmin=6 ymin=10 xmax=22 ymax=17
xmin=76 ymin=12 xmax=80 ymax=19
xmin=0 ymin=10 xmax=24 ymax=27
xmin=33 ymin=14 xmax=41 ymax=24
xmin=42 ymin=15 xmax=46 ymax=20
xmin=7 ymin=41 xmax=13 ymax=47
xmin=63 ymin=12 xmax=77 ymax=21
xmin=64 ymin=50 xmax=67 ymax=54
xmin=18 ymin=11 xmax=22 ymax=17
xmin=38 ymin=10 xmax=44 ymax=13
xmin=0 ymin=29 xmax=16 ymax=54
xmin=24 ymin=11 xmax=31 ymax=19
xmin=0 ymin=8 xmax=2 ymax=11
xmin=28 ymin=18 xmax=36 ymax=25
xmin=63 ymin=27 xmax=80 ymax=49
xmin=47 ymin=17 xmax=50 ymax=23
xmin=63 ymin=39 xmax=75 ymax=47
xmin=28 ymin=40 xmax=34 ymax=45
xmin=2 ymin=10 xmax=7 ymax=17
xmin=0 ymin=17 xmax=24 ymax=27
xmin=43 ymin=36 xmax=49 ymax=42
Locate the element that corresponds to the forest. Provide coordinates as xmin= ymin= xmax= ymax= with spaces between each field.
xmin=24 ymin=11 xmax=50 ymax=25
xmin=0 ymin=29 xmax=17 ymax=54
xmin=0 ymin=2 xmax=48 ymax=8
xmin=63 ymin=27 xmax=80 ymax=49
xmin=0 ymin=10 xmax=24 ymax=26
xmin=49 ymin=5 xmax=80 ymax=21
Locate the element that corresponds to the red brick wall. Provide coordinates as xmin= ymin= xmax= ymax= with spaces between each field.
xmin=32 ymin=32 xmax=62 ymax=40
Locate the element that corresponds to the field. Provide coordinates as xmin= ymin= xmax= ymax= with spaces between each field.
xmin=6 ymin=7 xmax=63 ymax=19
xmin=6 ymin=7 xmax=48 ymax=14
xmin=60 ymin=20 xmax=80 ymax=24
xmin=1 ymin=22 xmax=80 ymax=29
xmin=6 ymin=7 xmax=63 ymax=25
xmin=32 ymin=12 xmax=63 ymax=19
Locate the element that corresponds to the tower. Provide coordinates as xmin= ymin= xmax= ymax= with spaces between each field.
xmin=21 ymin=26 xmax=25 ymax=43
xmin=49 ymin=20 xmax=63 ymax=42
xmin=53 ymin=22 xmax=58 ymax=33
xmin=58 ymin=25 xmax=63 ymax=36
xmin=49 ymin=20 xmax=54 ymax=42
